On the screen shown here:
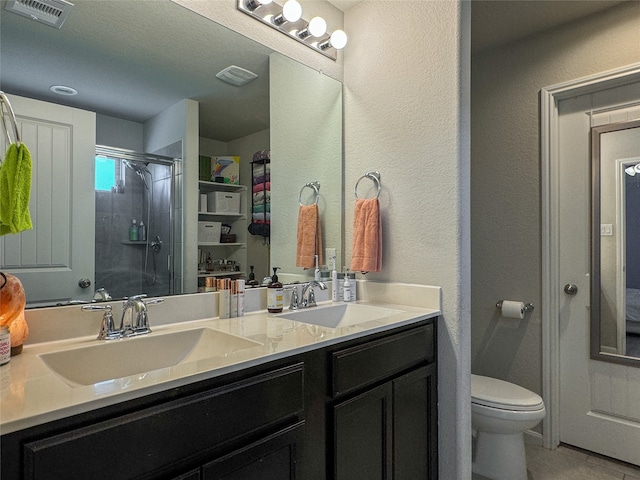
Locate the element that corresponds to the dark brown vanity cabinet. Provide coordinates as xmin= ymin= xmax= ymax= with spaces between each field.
xmin=1 ymin=319 xmax=437 ymax=480
xmin=331 ymin=325 xmax=438 ymax=480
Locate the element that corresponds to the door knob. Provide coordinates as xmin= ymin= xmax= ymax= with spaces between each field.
xmin=78 ymin=278 xmax=92 ymax=289
xmin=564 ymin=283 xmax=578 ymax=296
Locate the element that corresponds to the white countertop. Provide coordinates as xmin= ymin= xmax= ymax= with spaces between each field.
xmin=0 ymin=298 xmax=439 ymax=435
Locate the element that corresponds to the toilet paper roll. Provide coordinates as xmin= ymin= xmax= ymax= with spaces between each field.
xmin=200 ymin=194 xmax=208 ymax=212
xmin=501 ymin=300 xmax=525 ymax=319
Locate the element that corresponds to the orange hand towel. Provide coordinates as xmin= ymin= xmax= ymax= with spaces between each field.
xmin=350 ymin=197 xmax=382 ymax=273
xmin=296 ymin=204 xmax=323 ymax=269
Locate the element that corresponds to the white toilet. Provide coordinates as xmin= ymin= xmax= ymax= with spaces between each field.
xmin=471 ymin=374 xmax=545 ymax=480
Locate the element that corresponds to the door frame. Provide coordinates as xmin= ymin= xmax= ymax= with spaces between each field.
xmin=540 ymin=62 xmax=640 ymax=450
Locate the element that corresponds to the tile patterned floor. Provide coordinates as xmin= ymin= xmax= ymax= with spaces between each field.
xmin=524 ymin=443 xmax=640 ymax=480
xmin=473 ymin=443 xmax=640 ymax=479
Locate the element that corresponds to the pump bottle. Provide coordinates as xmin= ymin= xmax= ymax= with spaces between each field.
xmin=267 ymin=267 xmax=284 ymax=313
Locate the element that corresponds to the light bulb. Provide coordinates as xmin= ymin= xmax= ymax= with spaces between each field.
xmin=626 ymin=166 xmax=637 ymax=176
xmin=282 ymin=0 xmax=302 ymax=22
xmin=246 ymin=0 xmax=272 ymax=11
xmin=330 ymin=29 xmax=348 ymax=50
xmin=634 ymin=164 xmax=640 ymax=173
xmin=308 ymin=16 xmax=327 ymax=37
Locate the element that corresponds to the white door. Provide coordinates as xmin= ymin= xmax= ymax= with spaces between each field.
xmin=0 ymin=94 xmax=96 ymax=306
xmin=558 ymin=82 xmax=640 ymax=466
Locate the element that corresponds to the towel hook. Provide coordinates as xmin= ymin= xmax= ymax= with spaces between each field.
xmin=0 ymin=91 xmax=21 ymax=149
xmin=299 ymin=181 xmax=320 ymax=206
xmin=355 ymin=171 xmax=381 ymax=199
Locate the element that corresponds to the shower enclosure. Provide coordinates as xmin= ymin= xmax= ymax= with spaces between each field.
xmin=94 ymin=146 xmax=176 ymax=300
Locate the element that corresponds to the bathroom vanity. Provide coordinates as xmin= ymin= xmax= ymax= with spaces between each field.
xmin=0 ymin=294 xmax=439 ymax=480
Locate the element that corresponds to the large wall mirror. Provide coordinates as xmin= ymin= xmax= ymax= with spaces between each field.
xmin=591 ymin=119 xmax=640 ymax=365
xmin=0 ymin=0 xmax=343 ymax=307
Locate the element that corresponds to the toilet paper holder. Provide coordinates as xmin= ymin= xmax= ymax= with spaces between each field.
xmin=496 ymin=300 xmax=534 ymax=312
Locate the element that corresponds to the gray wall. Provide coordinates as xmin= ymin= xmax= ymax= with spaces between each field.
xmin=344 ymin=2 xmax=471 ymax=477
xmin=471 ymin=1 xmax=640 ymax=422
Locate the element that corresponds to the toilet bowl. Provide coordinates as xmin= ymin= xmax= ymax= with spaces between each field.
xmin=471 ymin=374 xmax=545 ymax=480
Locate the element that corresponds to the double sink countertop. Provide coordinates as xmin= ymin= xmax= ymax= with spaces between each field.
xmin=0 ymin=282 xmax=441 ymax=435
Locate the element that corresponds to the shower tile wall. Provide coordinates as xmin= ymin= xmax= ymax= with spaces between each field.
xmin=95 ymin=162 xmax=172 ymax=299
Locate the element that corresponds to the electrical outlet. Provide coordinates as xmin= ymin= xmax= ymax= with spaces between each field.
xmin=600 ymin=224 xmax=613 ymax=236
xmin=326 ymin=248 xmax=336 ymax=261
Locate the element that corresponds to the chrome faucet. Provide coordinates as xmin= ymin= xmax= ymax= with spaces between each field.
xmin=286 ymin=285 xmax=301 ymax=310
xmin=300 ymin=281 xmax=327 ymax=308
xmin=82 ymin=304 xmax=121 ymax=340
xmin=93 ymin=287 xmax=112 ymax=302
xmin=82 ymin=295 xmax=164 ymax=340
xmin=120 ymin=295 xmax=164 ymax=337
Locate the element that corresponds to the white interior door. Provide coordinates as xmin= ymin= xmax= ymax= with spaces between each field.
xmin=0 ymin=94 xmax=96 ymax=306
xmin=558 ymin=83 xmax=640 ymax=466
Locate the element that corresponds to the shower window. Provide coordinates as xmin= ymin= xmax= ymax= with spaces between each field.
xmin=95 ymin=156 xmax=123 ymax=192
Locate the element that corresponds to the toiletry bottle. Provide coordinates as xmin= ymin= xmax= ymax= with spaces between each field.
xmin=237 ymin=279 xmax=245 ymax=316
xmin=314 ymin=255 xmax=321 ymax=281
xmin=331 ymin=256 xmax=338 ymax=302
xmin=230 ymin=280 xmax=238 ymax=318
xmin=347 ymin=271 xmax=357 ymax=301
xmin=267 ymin=267 xmax=283 ymax=313
xmin=138 ymin=221 xmax=147 ymax=241
xmin=129 ymin=219 xmax=138 ymax=241
xmin=343 ymin=272 xmax=352 ymax=302
xmin=218 ymin=279 xmax=230 ymax=319
xmin=247 ymin=265 xmax=259 ymax=287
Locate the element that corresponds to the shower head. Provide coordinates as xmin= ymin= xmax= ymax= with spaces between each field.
xmin=123 ymin=160 xmax=151 ymax=189
xmin=123 ymin=159 xmax=150 ymax=175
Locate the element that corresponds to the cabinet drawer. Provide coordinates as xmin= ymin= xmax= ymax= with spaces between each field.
xmin=23 ymin=363 xmax=304 ymax=480
xmin=332 ymin=325 xmax=433 ymax=397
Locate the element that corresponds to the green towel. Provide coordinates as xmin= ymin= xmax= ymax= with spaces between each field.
xmin=0 ymin=142 xmax=33 ymax=236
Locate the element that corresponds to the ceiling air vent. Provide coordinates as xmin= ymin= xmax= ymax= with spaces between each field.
xmin=5 ymin=0 xmax=74 ymax=29
xmin=215 ymin=66 xmax=258 ymax=87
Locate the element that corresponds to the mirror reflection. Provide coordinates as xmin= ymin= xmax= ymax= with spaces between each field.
xmin=0 ymin=0 xmax=343 ymax=307
xmin=592 ymin=119 xmax=640 ymax=363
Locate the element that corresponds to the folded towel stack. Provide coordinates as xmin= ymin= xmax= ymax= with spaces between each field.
xmin=252 ymin=181 xmax=271 ymax=194
xmin=0 ymin=143 xmax=33 ymax=236
xmin=253 ymin=191 xmax=271 ymax=203
xmin=350 ymin=197 xmax=382 ymax=273
xmin=252 ymin=149 xmax=270 ymax=163
xmin=253 ymin=174 xmax=270 ymax=185
xmin=296 ymin=204 xmax=323 ymax=269
xmin=252 ymin=204 xmax=270 ymax=213
xmin=252 ymin=163 xmax=271 ymax=178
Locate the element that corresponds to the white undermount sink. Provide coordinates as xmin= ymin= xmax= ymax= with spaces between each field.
xmin=39 ymin=328 xmax=262 ymax=387
xmin=278 ymin=303 xmax=403 ymax=328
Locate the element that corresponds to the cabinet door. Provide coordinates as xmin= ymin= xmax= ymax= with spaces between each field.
xmin=393 ymin=365 xmax=438 ymax=480
xmin=201 ymin=422 xmax=303 ymax=480
xmin=333 ymin=383 xmax=393 ymax=480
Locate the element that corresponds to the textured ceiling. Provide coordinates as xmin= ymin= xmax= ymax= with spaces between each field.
xmin=0 ymin=0 xmax=273 ymax=142
xmin=471 ymin=0 xmax=629 ymax=54
xmin=0 ymin=0 xmax=629 ymax=144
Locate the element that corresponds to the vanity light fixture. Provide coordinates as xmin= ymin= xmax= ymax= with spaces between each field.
xmin=319 ymin=29 xmax=348 ymax=51
xmin=298 ymin=16 xmax=327 ymax=40
xmin=273 ymin=0 xmax=302 ymax=26
xmin=245 ymin=0 xmax=272 ymax=11
xmin=237 ymin=0 xmax=347 ymax=61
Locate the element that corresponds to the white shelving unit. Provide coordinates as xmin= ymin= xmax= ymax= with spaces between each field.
xmin=198 ymin=181 xmax=247 ymax=283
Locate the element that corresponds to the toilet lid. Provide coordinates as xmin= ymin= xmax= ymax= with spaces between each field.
xmin=471 ymin=374 xmax=544 ymax=411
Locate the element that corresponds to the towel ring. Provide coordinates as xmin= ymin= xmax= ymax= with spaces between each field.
xmin=0 ymin=92 xmax=21 ymax=148
xmin=354 ymin=171 xmax=381 ymax=199
xmin=299 ymin=182 xmax=320 ymax=206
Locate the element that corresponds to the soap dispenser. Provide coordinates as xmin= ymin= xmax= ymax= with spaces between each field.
xmin=129 ymin=219 xmax=138 ymax=241
xmin=247 ymin=265 xmax=259 ymax=287
xmin=267 ymin=267 xmax=283 ymax=313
